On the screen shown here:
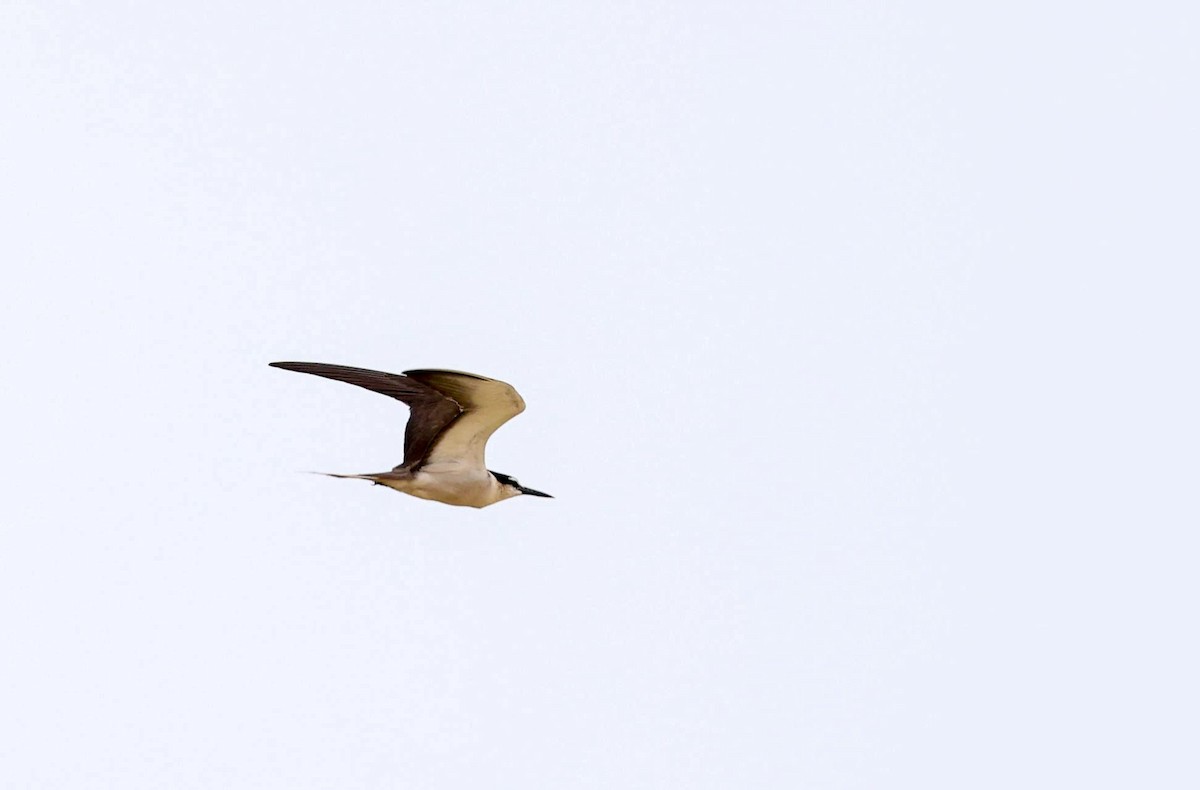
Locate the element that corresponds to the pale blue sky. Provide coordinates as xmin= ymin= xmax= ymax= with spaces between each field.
xmin=1 ymin=2 xmax=1196 ymax=788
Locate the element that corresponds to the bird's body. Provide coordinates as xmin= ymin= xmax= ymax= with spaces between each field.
xmin=323 ymin=464 xmax=514 ymax=508
xmin=270 ymin=362 xmax=551 ymax=508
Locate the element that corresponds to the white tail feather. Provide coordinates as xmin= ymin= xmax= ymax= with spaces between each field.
xmin=302 ymin=471 xmax=380 ymax=482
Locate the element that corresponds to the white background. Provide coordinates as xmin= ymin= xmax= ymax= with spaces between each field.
xmin=2 ymin=2 xmax=1196 ymax=787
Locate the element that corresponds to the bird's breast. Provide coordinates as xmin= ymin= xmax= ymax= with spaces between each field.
xmin=402 ymin=465 xmax=501 ymax=508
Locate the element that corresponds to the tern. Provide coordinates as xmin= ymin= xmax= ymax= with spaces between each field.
xmin=270 ymin=362 xmax=552 ymax=508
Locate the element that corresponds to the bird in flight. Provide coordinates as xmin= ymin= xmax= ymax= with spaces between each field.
xmin=270 ymin=362 xmax=552 ymax=508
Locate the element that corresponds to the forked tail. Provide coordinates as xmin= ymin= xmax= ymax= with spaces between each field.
xmin=304 ymin=471 xmax=391 ymax=485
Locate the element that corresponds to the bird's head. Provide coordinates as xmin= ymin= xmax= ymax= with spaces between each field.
xmin=491 ymin=471 xmax=553 ymax=501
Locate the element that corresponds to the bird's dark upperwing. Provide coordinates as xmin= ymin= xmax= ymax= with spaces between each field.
xmin=269 ymin=362 xmax=462 ymax=469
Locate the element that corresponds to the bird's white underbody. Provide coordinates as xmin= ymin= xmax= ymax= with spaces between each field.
xmin=323 ymin=463 xmax=519 ymax=509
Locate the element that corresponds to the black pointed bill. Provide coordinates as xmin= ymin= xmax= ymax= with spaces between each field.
xmin=517 ymin=485 xmax=553 ymax=498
